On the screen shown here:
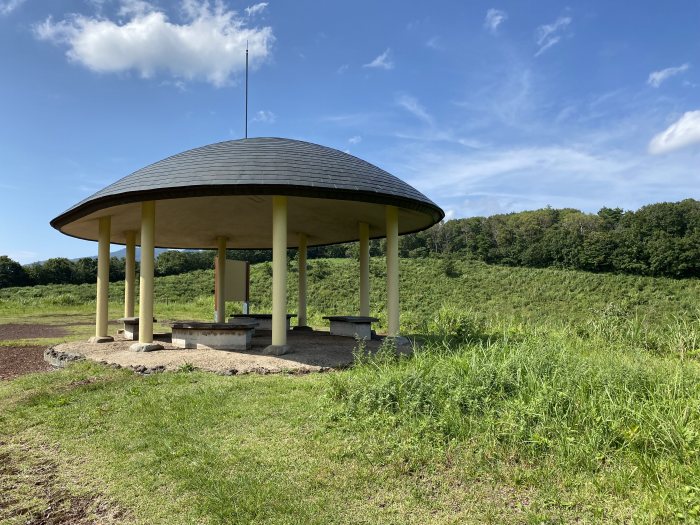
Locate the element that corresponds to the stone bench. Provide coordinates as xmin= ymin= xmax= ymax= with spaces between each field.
xmin=171 ymin=320 xmax=258 ymax=351
xmin=118 ymin=316 xmax=157 ymax=341
xmin=228 ymin=313 xmax=297 ymax=332
xmin=323 ymin=316 xmax=379 ymax=339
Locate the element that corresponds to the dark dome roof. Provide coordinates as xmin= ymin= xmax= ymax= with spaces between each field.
xmin=53 ymin=138 xmax=442 ymax=225
xmin=51 ymin=137 xmax=444 ymax=249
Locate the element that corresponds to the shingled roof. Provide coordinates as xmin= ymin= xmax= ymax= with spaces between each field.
xmin=53 ymin=138 xmax=442 ymax=227
xmin=50 ymin=137 xmax=444 ymax=249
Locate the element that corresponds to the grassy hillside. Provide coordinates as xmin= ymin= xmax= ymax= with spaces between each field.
xmin=2 ymin=257 xmax=698 ymax=357
xmin=1 ymin=258 xmax=699 ymax=523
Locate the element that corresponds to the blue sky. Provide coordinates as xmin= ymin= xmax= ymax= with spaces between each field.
xmin=1 ymin=0 xmax=699 ymax=263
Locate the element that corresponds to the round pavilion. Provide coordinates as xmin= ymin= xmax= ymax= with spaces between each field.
xmin=51 ymin=137 xmax=444 ymax=353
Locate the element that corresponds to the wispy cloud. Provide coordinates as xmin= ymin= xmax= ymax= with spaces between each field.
xmin=649 ymin=110 xmax=700 ymax=154
xmin=245 ymin=2 xmax=268 ymax=17
xmin=391 ymin=138 xmax=697 ymax=219
xmin=484 ymin=9 xmax=507 ymax=34
xmin=348 ymin=135 xmax=362 ymax=145
xmin=34 ymin=0 xmax=274 ymax=87
xmin=425 ymin=36 xmax=442 ymax=50
xmin=396 ymin=94 xmax=433 ymax=125
xmin=454 ymin=67 xmax=535 ymax=129
xmin=647 ymin=63 xmax=690 ymax=88
xmin=118 ymin=0 xmax=153 ymax=16
xmin=336 ymin=64 xmax=349 ymax=74
xmin=534 ymin=16 xmax=572 ymax=57
xmin=0 ymin=0 xmax=26 ymax=15
xmin=363 ymin=48 xmax=394 ymax=70
xmin=252 ymin=109 xmax=276 ymax=123
xmin=406 ymin=146 xmax=631 ymax=198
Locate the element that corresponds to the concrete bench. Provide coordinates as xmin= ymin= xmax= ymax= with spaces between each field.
xmin=117 ymin=317 xmax=157 ymax=341
xmin=323 ymin=316 xmax=379 ymax=339
xmin=171 ymin=320 xmax=258 ymax=351
xmin=228 ymin=313 xmax=296 ymax=332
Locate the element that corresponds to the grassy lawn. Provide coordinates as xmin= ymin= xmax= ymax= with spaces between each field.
xmin=1 ymin=362 xmax=583 ymax=524
xmin=1 ymin=258 xmax=699 ymax=523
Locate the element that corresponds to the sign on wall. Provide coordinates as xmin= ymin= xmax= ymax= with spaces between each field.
xmin=214 ymin=259 xmax=250 ymax=307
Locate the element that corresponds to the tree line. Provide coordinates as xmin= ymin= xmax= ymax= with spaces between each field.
xmin=0 ymin=245 xmax=380 ymax=289
xmin=401 ymin=198 xmax=700 ymax=278
xmin=1 ymin=199 xmax=698 ymax=289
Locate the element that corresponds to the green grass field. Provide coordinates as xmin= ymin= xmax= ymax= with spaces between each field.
xmin=1 ymin=258 xmax=699 ymax=523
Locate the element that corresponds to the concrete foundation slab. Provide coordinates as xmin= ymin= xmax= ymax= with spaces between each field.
xmin=45 ymin=330 xmax=413 ymax=375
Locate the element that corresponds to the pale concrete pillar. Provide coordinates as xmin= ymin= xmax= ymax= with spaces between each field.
xmin=297 ymin=233 xmax=308 ymax=328
xmin=267 ymin=195 xmax=289 ymax=354
xmin=359 ymin=222 xmax=370 ymax=317
xmin=385 ymin=205 xmax=400 ymax=337
xmin=124 ymin=230 xmax=136 ymax=318
xmin=138 ymin=201 xmax=156 ymax=345
xmin=216 ymin=236 xmax=227 ymax=322
xmin=93 ymin=216 xmax=112 ymax=342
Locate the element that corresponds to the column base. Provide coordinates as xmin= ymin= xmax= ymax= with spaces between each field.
xmin=383 ymin=335 xmax=411 ymax=347
xmin=129 ymin=342 xmax=164 ymax=352
xmin=263 ymin=344 xmax=291 ymax=356
xmin=292 ymin=325 xmax=313 ymax=332
xmin=88 ymin=336 xmax=114 ymax=344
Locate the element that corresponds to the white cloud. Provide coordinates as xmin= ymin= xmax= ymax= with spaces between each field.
xmin=252 ymin=109 xmax=276 ymax=123
xmin=336 ymin=64 xmax=349 ymax=74
xmin=348 ymin=135 xmax=362 ymax=144
xmin=484 ymin=9 xmax=507 ymax=34
xmin=534 ymin=16 xmax=571 ymax=57
xmin=0 ymin=0 xmax=26 ymax=15
xmin=34 ymin=0 xmax=274 ymax=87
xmin=396 ymin=94 xmax=432 ymax=125
xmin=648 ymin=110 xmax=700 ymax=154
xmin=363 ymin=48 xmax=394 ymax=70
xmin=647 ymin=63 xmax=690 ymax=88
xmin=245 ymin=2 xmax=268 ymax=17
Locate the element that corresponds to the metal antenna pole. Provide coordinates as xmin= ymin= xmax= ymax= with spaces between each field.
xmin=245 ymin=41 xmax=249 ymax=139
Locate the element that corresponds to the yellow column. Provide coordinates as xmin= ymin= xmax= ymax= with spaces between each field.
xmin=216 ymin=236 xmax=227 ymax=322
xmin=359 ymin=222 xmax=370 ymax=317
xmin=385 ymin=206 xmax=400 ymax=337
xmin=124 ymin=230 xmax=136 ymax=318
xmin=297 ymin=233 xmax=308 ymax=328
xmin=270 ymin=196 xmax=288 ymax=351
xmin=138 ymin=201 xmax=156 ymax=344
xmin=94 ymin=216 xmax=111 ymax=340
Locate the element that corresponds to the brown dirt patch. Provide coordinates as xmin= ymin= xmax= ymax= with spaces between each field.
xmin=0 ymin=441 xmax=129 ymax=524
xmin=0 ymin=324 xmax=69 ymax=341
xmin=0 ymin=346 xmax=53 ymax=380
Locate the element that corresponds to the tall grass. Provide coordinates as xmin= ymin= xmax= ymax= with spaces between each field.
xmin=328 ymin=326 xmax=700 ymax=519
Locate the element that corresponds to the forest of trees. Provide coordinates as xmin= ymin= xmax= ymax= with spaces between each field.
xmin=1 ymin=199 xmax=698 ymax=289
xmin=406 ymin=199 xmax=700 ymax=278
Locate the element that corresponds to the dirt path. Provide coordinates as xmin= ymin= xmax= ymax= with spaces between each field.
xmin=0 ymin=346 xmax=53 ymax=380
xmin=0 ymin=323 xmax=70 ymax=341
xmin=0 ymin=440 xmax=128 ymax=524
